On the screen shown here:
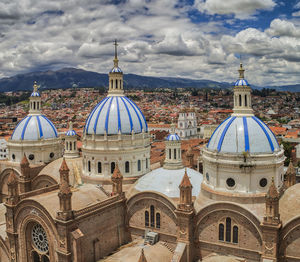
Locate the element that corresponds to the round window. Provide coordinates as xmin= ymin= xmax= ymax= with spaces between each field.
xmin=206 ymin=172 xmax=209 ymax=182
xmin=226 ymin=178 xmax=235 ymax=188
xmin=12 ymin=154 xmax=15 ymax=160
xmin=49 ymin=152 xmax=54 ymax=158
xmin=259 ymin=178 xmax=268 ymax=187
xmin=28 ymin=154 xmax=34 ymax=160
xmin=32 ymin=224 xmax=49 ymax=253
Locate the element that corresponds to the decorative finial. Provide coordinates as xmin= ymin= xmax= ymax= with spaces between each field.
xmin=171 ymin=122 xmax=176 ymax=134
xmin=238 ymin=63 xmax=245 ymax=79
xmin=113 ymin=39 xmax=119 ymax=68
xmin=33 ymin=81 xmax=39 ymax=93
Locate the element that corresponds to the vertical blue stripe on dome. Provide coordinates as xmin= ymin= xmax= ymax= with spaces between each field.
xmin=217 ymin=116 xmax=236 ymax=152
xmin=85 ymin=99 xmax=103 ymax=133
xmin=41 ymin=115 xmax=58 ymax=137
xmin=243 ymin=117 xmax=249 ymax=152
xmin=11 ymin=118 xmax=25 ymax=139
xmin=207 ymin=116 xmax=230 ymax=148
xmin=105 ymin=97 xmax=114 ymax=133
xmin=21 ymin=116 xmax=32 ymax=140
xmin=252 ymin=116 xmax=274 ymax=152
xmin=124 ymin=96 xmax=143 ymax=132
xmin=256 ymin=117 xmax=280 ymax=148
xmin=126 ymin=97 xmax=148 ymax=131
xmin=120 ymin=97 xmax=133 ymax=132
xmin=92 ymin=97 xmax=109 ymax=134
xmin=36 ymin=116 xmax=43 ymax=138
xmin=116 ymin=97 xmax=121 ymax=132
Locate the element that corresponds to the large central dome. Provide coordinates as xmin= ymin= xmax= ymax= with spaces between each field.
xmin=84 ymin=96 xmax=148 ymax=135
xmin=207 ymin=116 xmax=279 ymax=154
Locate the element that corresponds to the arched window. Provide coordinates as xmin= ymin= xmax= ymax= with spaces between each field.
xmin=174 ymin=149 xmax=176 ymax=159
xmin=111 ymin=80 xmax=113 ymax=89
xmin=70 ymin=142 xmax=72 ymax=151
xmin=88 ymin=161 xmax=91 ymax=172
xmin=146 ymin=158 xmax=148 ymax=169
xmin=111 ymin=162 xmax=115 ymax=174
xmin=239 ymin=95 xmax=242 ymax=106
xmin=169 ymin=149 xmax=171 ymax=159
xmin=98 ymin=162 xmax=102 ymax=174
xmin=219 ymin=223 xmax=224 ymax=241
xmin=115 ymin=79 xmax=118 ymax=89
xmin=245 ymin=95 xmax=247 ymax=107
xmin=66 ymin=142 xmax=68 ymax=150
xmin=125 ymin=161 xmax=130 ymax=173
xmin=33 ymin=101 xmax=36 ymax=110
xmin=150 ymin=205 xmax=155 ymax=227
xmin=37 ymin=103 xmax=39 ymax=110
xmin=119 ymin=79 xmax=122 ymax=89
xmin=74 ymin=141 xmax=76 ymax=150
xmin=225 ymin=217 xmax=231 ymax=242
xmin=233 ymin=226 xmax=238 ymax=243
xmin=145 ymin=211 xmax=149 ymax=227
xmin=156 ymin=213 xmax=160 ymax=229
xmin=137 ymin=160 xmax=141 ymax=171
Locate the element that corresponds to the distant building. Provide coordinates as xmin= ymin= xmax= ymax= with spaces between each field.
xmin=176 ymin=108 xmax=197 ymax=139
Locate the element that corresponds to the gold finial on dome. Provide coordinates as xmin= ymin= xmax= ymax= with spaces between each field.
xmin=238 ymin=63 xmax=245 ymax=79
xmin=33 ymin=81 xmax=39 ymax=93
xmin=113 ymin=39 xmax=119 ymax=68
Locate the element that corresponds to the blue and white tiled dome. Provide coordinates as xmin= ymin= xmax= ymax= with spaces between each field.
xmin=84 ymin=96 xmax=148 ymax=135
xmin=30 ymin=91 xmax=40 ymax=97
xmin=166 ymin=133 xmax=180 ymax=141
xmin=207 ymin=116 xmax=279 ymax=154
xmin=110 ymin=67 xmax=122 ymax=73
xmin=11 ymin=115 xmax=58 ymax=141
xmin=235 ymin=79 xmax=249 ymax=86
xmin=66 ymin=130 xmax=77 ymax=136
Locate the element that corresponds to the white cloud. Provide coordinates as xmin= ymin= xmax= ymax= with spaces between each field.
xmin=194 ymin=0 xmax=276 ymax=19
xmin=0 ymin=0 xmax=300 ymax=87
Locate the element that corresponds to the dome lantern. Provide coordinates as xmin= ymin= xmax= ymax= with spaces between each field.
xmin=108 ymin=39 xmax=124 ymax=97
xmin=29 ymin=81 xmax=42 ymax=115
xmin=232 ymin=63 xmax=253 ymax=116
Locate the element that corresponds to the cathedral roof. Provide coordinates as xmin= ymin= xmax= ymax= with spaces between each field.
xmin=84 ymin=96 xmax=148 ymax=135
xmin=110 ymin=66 xmax=123 ymax=73
xmin=11 ymin=115 xmax=58 ymax=141
xmin=134 ymin=167 xmax=202 ymax=198
xmin=234 ymin=79 xmax=249 ymax=87
xmin=30 ymin=91 xmax=41 ymax=97
xmin=207 ymin=116 xmax=279 ymax=154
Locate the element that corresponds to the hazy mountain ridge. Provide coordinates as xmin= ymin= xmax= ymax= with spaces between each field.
xmin=0 ymin=67 xmax=299 ymax=92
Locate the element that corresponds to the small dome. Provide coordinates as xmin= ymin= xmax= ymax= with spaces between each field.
xmin=30 ymin=92 xmax=40 ymax=97
xmin=207 ymin=116 xmax=279 ymax=154
xmin=84 ymin=96 xmax=148 ymax=135
xmin=134 ymin=167 xmax=203 ymax=198
xmin=66 ymin=130 xmax=77 ymax=136
xmin=11 ymin=115 xmax=58 ymax=141
xmin=110 ymin=67 xmax=122 ymax=73
xmin=235 ymin=79 xmax=249 ymax=86
xmin=166 ymin=133 xmax=180 ymax=141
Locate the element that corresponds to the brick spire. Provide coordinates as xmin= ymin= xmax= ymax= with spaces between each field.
xmin=111 ymin=164 xmax=123 ymax=195
xmin=6 ymin=170 xmax=19 ymax=205
xmin=138 ymin=249 xmax=147 ymax=262
xmin=57 ymin=158 xmax=73 ymax=220
xmin=266 ymin=177 xmax=279 ymax=200
xmin=285 ymin=161 xmax=296 ymax=188
xmin=179 ymin=169 xmax=192 ymax=189
xmin=264 ymin=177 xmax=280 ymax=225
xmin=178 ymin=169 xmax=193 ymax=211
xmin=20 ymin=153 xmax=29 ymax=167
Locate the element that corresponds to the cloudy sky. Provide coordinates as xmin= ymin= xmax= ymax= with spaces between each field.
xmin=1 ymin=0 xmax=300 ymax=86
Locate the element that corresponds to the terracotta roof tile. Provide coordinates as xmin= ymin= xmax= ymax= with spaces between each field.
xmin=180 ymin=169 xmax=193 ymax=188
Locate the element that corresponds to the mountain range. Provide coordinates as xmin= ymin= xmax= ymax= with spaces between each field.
xmin=0 ymin=67 xmax=299 ymax=92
